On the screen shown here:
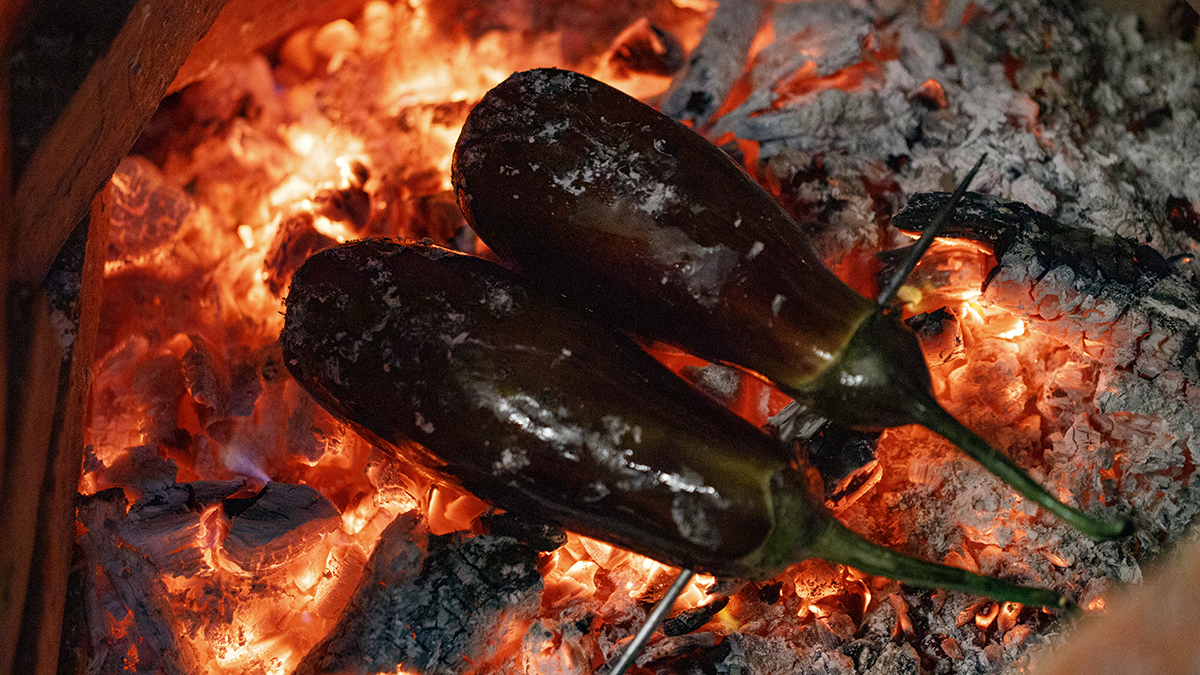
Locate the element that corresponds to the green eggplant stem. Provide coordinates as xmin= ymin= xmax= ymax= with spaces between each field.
xmin=908 ymin=394 xmax=1134 ymax=540
xmin=808 ymin=511 xmax=1072 ymax=609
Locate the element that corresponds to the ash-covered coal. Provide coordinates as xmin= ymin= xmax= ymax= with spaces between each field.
xmin=222 ymin=482 xmax=341 ymax=572
xmin=295 ymin=511 xmax=544 ymax=675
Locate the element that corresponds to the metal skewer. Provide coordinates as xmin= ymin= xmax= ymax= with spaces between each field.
xmin=604 ymin=567 xmax=697 ymax=675
xmin=876 ymin=154 xmax=987 ymax=307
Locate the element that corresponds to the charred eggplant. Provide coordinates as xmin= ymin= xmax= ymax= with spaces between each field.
xmin=282 ymin=238 xmax=1064 ymax=605
xmin=451 ymin=68 xmax=1130 ymax=540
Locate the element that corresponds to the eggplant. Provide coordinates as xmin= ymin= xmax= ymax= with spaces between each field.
xmin=451 ymin=68 xmax=1131 ymax=540
xmin=282 ymin=238 xmax=1064 ymax=606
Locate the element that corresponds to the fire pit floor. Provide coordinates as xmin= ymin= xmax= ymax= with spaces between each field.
xmin=66 ymin=0 xmax=1200 ymax=673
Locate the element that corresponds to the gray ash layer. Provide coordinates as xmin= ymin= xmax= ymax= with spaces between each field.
xmin=295 ymin=512 xmax=543 ymax=675
xmin=696 ymin=0 xmax=1200 ymax=263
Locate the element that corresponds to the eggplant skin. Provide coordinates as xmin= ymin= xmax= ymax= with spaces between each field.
xmin=453 ymin=68 xmax=874 ymax=392
xmin=281 ymin=238 xmax=803 ymax=576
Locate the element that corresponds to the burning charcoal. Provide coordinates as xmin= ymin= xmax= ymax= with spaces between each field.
xmin=221 ymin=482 xmax=340 ymax=572
xmin=182 ymin=338 xmax=229 ymax=421
xmin=102 ymin=445 xmax=179 ymax=495
xmin=662 ymin=0 xmax=770 ymax=125
xmin=906 ymin=307 xmax=963 ymax=366
xmin=806 ymin=423 xmax=879 ymax=498
xmin=766 ymin=149 xmax=887 ymax=260
xmin=107 ymin=156 xmax=196 ymax=265
xmin=361 ymin=170 xmax=466 ymax=244
xmin=313 ymin=185 xmax=371 ymax=230
xmin=863 ymin=641 xmax=922 ymax=675
xmin=286 ymin=385 xmax=326 ymax=462
xmin=744 ymin=1 xmax=873 ymax=98
xmin=386 ymin=531 xmax=542 ymax=671
xmin=132 ymin=352 xmax=188 ymax=446
xmin=294 ymin=511 xmax=428 ymax=675
xmin=227 ymin=348 xmax=264 ymax=417
xmin=121 ymin=481 xmax=244 ymax=578
xmin=295 ymin=511 xmax=543 ymax=675
xmin=520 ymin=617 xmax=594 ymax=675
xmin=411 ymin=190 xmax=470 ymax=245
xmin=606 ymin=19 xmax=684 ymax=77
xmin=1166 ymin=195 xmax=1200 ymax=240
xmin=905 ymin=307 xmax=956 ymax=341
xmin=612 ymin=631 xmax=720 ymax=672
xmin=766 ymin=401 xmax=827 ymax=444
xmin=77 ymin=489 xmax=203 ymax=675
xmin=481 ymin=511 xmax=567 ymax=552
xmin=662 ymin=596 xmax=730 ymax=637
xmin=263 ymin=211 xmax=339 ymax=296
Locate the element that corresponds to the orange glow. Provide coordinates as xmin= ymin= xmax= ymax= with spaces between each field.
xmin=890 ymin=594 xmax=914 ymax=635
xmin=917 ymin=78 xmax=948 ymax=108
xmin=998 ymin=601 xmax=1023 ymax=633
xmin=769 ymin=60 xmax=882 ymax=110
xmin=425 ymin=486 xmax=489 ymax=535
xmin=80 ymin=1 xmax=1112 ymax=670
xmin=975 ymin=602 xmax=1000 ymax=630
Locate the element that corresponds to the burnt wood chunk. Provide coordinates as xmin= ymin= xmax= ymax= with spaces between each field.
xmin=295 ymin=511 xmax=543 ymax=675
xmin=662 ymin=596 xmax=730 ymax=637
xmin=76 ymin=489 xmax=203 ymax=675
xmin=662 ymin=0 xmax=770 ymax=125
xmin=892 ymin=192 xmax=1173 ymax=286
xmin=122 ymin=481 xmax=244 ymax=578
xmin=222 ymin=482 xmax=340 ymax=572
xmin=7 ymin=0 xmax=227 ymax=284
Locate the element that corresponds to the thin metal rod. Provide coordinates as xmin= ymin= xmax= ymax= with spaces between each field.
xmin=605 ymin=568 xmax=697 ymax=675
xmin=875 ymin=154 xmax=987 ymax=307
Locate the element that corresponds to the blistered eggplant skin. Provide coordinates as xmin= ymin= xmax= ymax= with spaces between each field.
xmin=452 ymin=68 xmax=874 ymax=394
xmin=281 ymin=239 xmax=810 ymax=576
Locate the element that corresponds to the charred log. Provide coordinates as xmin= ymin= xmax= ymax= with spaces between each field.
xmin=294 ymin=511 xmax=543 ymax=675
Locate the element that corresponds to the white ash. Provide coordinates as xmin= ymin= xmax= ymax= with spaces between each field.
xmin=222 ymin=482 xmax=341 ymax=572
xmin=663 ymin=0 xmax=770 ymax=125
xmin=121 ymin=481 xmax=245 ymax=579
xmin=769 ymin=2 xmax=873 ymax=78
xmin=77 ymin=490 xmax=205 ymax=675
xmin=297 ymin=511 xmax=544 ymax=675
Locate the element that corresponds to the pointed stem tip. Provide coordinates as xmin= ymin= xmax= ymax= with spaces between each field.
xmin=811 ymin=513 xmax=1070 ymax=608
xmin=911 ymin=395 xmax=1133 ymax=541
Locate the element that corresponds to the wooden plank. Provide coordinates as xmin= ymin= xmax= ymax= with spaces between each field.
xmin=0 ymin=0 xmax=31 ymax=567
xmin=0 ymin=288 xmax=62 ymax=675
xmin=12 ymin=190 xmax=110 ymax=675
xmin=170 ymin=0 xmax=366 ymax=93
xmin=7 ymin=0 xmax=227 ymax=284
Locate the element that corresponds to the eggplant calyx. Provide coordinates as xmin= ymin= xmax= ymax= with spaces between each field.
xmin=803 ymin=309 xmax=932 ymax=431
